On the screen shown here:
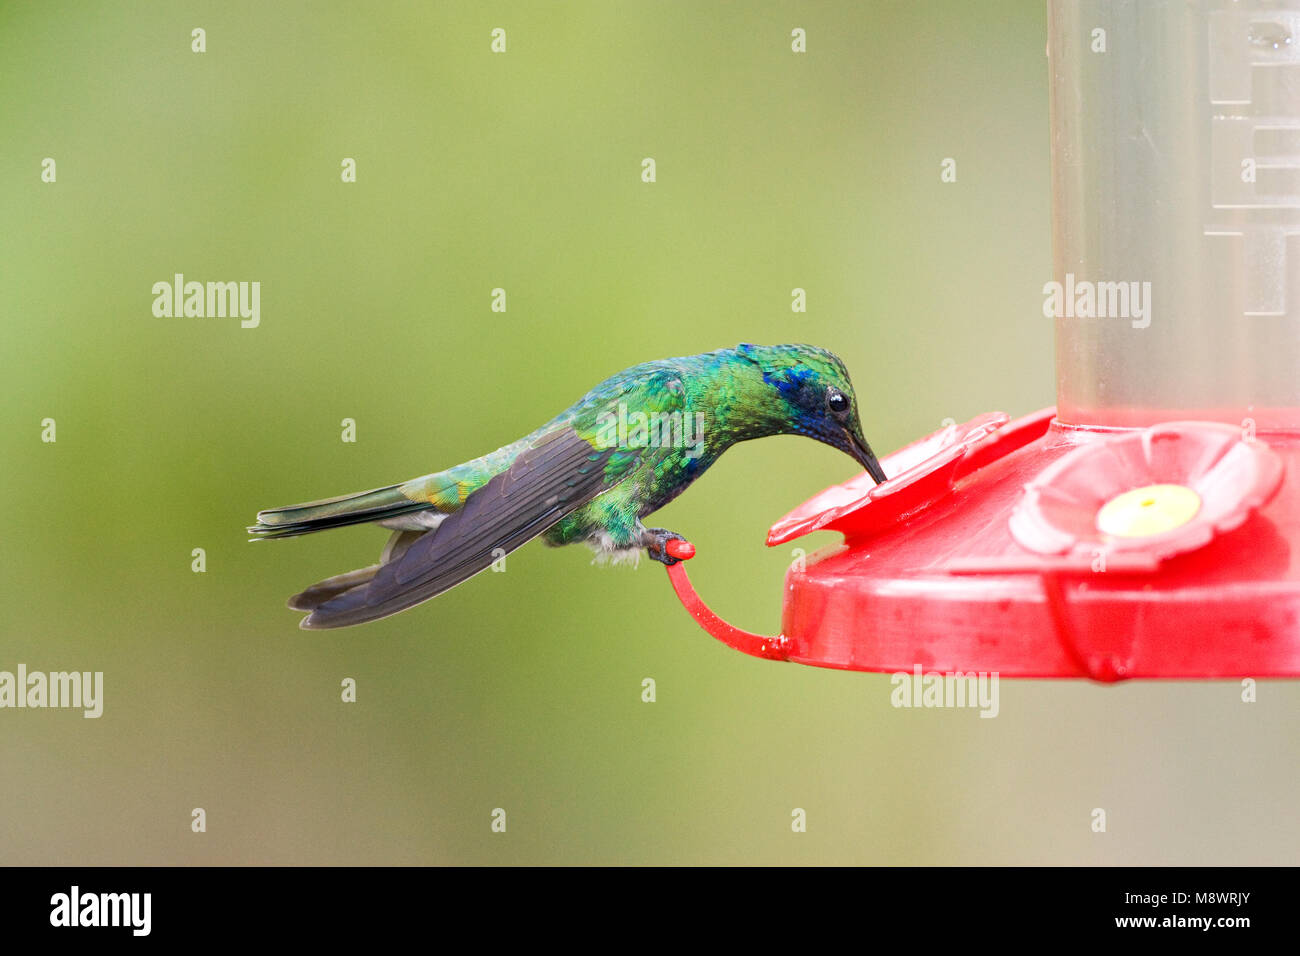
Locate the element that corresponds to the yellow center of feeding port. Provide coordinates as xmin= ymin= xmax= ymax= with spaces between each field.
xmin=1095 ymin=484 xmax=1201 ymax=538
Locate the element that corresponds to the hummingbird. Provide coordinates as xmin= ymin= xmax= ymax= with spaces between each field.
xmin=250 ymin=343 xmax=888 ymax=628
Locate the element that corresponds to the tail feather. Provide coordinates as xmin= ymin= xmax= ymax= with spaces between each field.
xmin=288 ymin=565 xmax=380 ymax=611
xmin=287 ymin=529 xmax=427 ymax=612
xmin=255 ymin=426 xmax=608 ymax=628
xmin=249 ymin=484 xmax=431 ymax=540
xmin=299 ymin=427 xmax=610 ymax=629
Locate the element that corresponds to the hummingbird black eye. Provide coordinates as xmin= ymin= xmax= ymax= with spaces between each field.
xmin=827 ymin=387 xmax=849 ymax=415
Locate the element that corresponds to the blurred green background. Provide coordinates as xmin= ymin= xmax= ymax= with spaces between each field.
xmin=2 ymin=1 xmax=1295 ymax=865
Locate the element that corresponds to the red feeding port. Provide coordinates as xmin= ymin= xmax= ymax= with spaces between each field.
xmin=661 ymin=2 xmax=1300 ymax=680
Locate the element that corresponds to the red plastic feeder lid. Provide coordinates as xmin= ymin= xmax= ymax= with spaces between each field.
xmin=662 ymin=411 xmax=1299 ymax=681
xmin=766 ymin=411 xmax=1017 ymax=546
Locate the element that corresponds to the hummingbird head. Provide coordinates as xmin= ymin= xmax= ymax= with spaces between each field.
xmin=735 ymin=343 xmax=888 ymax=484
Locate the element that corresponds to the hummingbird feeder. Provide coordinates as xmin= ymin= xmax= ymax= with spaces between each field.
xmin=664 ymin=0 xmax=1300 ymax=681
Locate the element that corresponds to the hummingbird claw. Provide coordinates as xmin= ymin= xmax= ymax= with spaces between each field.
xmin=643 ymin=528 xmax=694 ymax=565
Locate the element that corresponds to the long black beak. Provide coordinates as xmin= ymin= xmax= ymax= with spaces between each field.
xmin=849 ymin=433 xmax=889 ymax=485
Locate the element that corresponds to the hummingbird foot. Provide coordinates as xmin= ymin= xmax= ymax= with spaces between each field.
xmin=641 ymin=528 xmax=695 ymax=565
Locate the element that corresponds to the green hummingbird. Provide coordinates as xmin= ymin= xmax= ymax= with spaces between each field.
xmin=250 ymin=343 xmax=887 ymax=628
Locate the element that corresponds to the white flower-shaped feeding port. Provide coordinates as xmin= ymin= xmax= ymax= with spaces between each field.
xmin=1009 ymin=422 xmax=1285 ymax=568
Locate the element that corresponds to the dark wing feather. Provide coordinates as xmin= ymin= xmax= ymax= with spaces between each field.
xmin=300 ymin=427 xmax=612 ymax=629
xmin=286 ymin=529 xmax=425 ymax=611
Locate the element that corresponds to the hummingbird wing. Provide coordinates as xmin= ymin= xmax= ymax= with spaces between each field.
xmin=286 ymin=365 xmax=687 ymax=628
xmin=299 ymin=425 xmax=615 ymax=629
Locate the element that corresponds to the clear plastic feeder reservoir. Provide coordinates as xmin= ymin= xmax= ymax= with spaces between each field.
xmin=665 ymin=0 xmax=1300 ymax=681
xmin=1051 ymin=0 xmax=1300 ymax=428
